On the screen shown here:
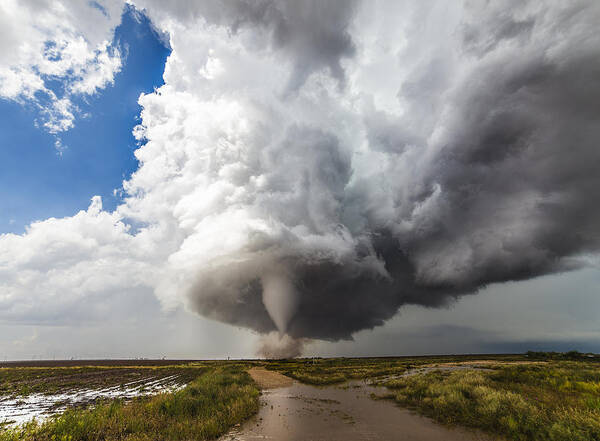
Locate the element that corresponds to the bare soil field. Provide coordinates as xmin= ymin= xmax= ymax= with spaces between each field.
xmin=0 ymin=363 xmax=206 ymax=428
xmin=0 ymin=359 xmax=199 ymax=368
xmin=0 ymin=365 xmax=203 ymax=397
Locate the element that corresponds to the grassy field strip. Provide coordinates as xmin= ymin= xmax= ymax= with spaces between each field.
xmin=382 ymin=362 xmax=600 ymax=441
xmin=264 ymin=355 xmax=522 ymax=385
xmin=372 ymin=364 xmax=495 ymax=385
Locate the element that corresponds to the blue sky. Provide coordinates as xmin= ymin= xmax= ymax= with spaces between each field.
xmin=0 ymin=6 xmax=169 ymax=234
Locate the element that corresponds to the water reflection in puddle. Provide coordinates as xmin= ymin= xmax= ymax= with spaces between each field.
xmin=222 ymin=380 xmax=497 ymax=441
xmin=0 ymin=374 xmax=184 ymax=427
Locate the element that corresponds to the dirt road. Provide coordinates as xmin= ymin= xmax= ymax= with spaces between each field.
xmin=222 ymin=368 xmax=498 ymax=441
xmin=248 ymin=367 xmax=294 ymax=389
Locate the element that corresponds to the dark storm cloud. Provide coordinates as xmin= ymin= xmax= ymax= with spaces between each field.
xmin=179 ymin=0 xmax=600 ymax=345
xmin=225 ymin=0 xmax=359 ymax=90
xmin=139 ymin=0 xmax=358 ymax=90
xmin=409 ymin=29 xmax=600 ymax=289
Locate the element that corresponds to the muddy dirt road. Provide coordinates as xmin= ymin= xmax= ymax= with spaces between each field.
xmin=248 ymin=367 xmax=294 ymax=389
xmin=221 ymin=368 xmax=497 ymax=441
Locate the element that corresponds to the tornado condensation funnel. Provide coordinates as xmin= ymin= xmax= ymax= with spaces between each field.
xmin=261 ymin=272 xmax=299 ymax=334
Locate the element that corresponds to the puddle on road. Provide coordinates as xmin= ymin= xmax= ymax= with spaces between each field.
xmin=0 ymin=374 xmax=184 ymax=428
xmin=221 ymin=380 xmax=497 ymax=441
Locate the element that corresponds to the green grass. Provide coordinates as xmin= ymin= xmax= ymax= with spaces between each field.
xmin=266 ymin=357 xmax=413 ymax=385
xmin=265 ymin=354 xmax=523 ymax=385
xmin=384 ymin=361 xmax=600 ymax=441
xmin=0 ymin=366 xmax=259 ymax=441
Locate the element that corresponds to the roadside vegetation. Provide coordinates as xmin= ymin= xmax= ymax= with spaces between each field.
xmin=0 ymin=365 xmax=259 ymax=441
xmin=383 ymin=358 xmax=600 ymax=441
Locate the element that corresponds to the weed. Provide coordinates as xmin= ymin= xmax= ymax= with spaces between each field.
xmin=385 ymin=362 xmax=600 ymax=441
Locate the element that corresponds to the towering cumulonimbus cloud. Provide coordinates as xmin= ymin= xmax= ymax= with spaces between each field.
xmin=123 ymin=0 xmax=600 ymax=346
xmin=2 ymin=0 xmax=600 ymax=355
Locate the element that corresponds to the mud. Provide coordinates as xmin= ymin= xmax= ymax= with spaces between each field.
xmin=221 ymin=375 xmax=498 ymax=441
xmin=0 ymin=359 xmax=199 ymax=368
xmin=248 ymin=367 xmax=293 ymax=389
xmin=0 ymin=374 xmax=185 ymax=427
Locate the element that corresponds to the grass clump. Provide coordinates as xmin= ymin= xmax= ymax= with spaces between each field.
xmin=265 ymin=354 xmax=525 ymax=385
xmin=0 ymin=366 xmax=259 ymax=441
xmin=385 ymin=363 xmax=600 ymax=441
xmin=266 ymin=357 xmax=410 ymax=385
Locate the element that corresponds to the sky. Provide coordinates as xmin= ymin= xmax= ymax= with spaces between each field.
xmin=0 ymin=0 xmax=599 ymax=360
xmin=0 ymin=5 xmax=168 ymax=233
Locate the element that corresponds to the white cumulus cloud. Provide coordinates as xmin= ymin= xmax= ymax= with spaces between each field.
xmin=0 ymin=0 xmax=124 ymax=135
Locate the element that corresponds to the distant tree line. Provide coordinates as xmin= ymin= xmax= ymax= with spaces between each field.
xmin=525 ymin=350 xmax=598 ymax=361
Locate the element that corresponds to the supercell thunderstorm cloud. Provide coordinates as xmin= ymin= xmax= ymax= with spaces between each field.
xmin=1 ymin=0 xmax=600 ymax=356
